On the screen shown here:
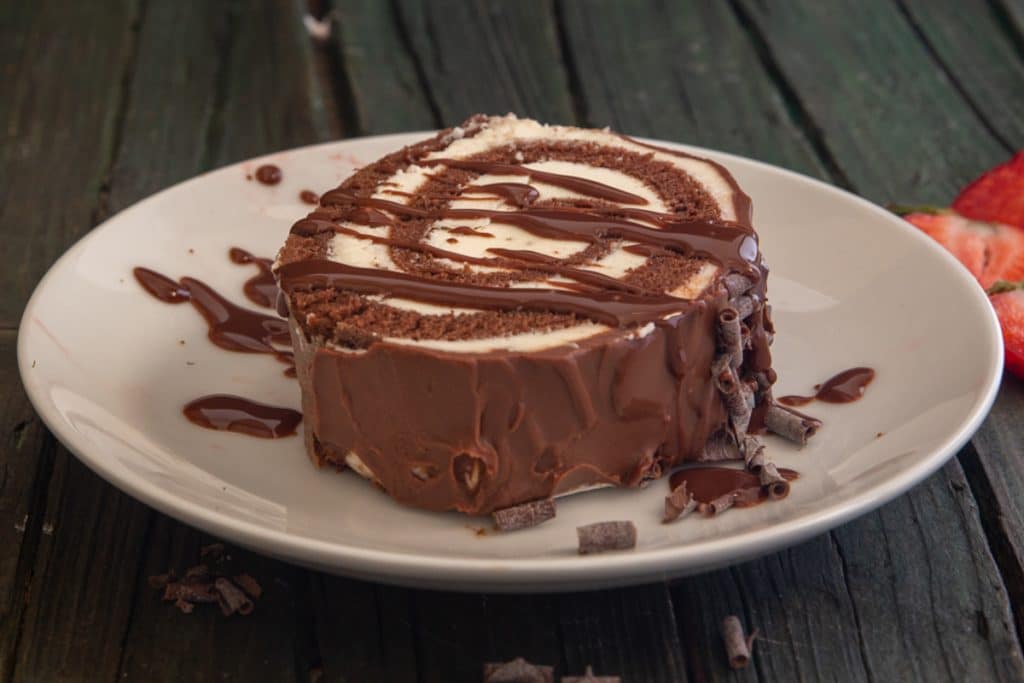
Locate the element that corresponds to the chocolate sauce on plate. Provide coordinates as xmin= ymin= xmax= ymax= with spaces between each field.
xmin=778 ymin=367 xmax=875 ymax=407
xmin=255 ymin=164 xmax=282 ymax=186
xmin=183 ymin=394 xmax=301 ymax=438
xmin=669 ymin=466 xmax=799 ymax=508
xmin=299 ymin=189 xmax=319 ymax=204
xmin=228 ymin=247 xmax=277 ymax=308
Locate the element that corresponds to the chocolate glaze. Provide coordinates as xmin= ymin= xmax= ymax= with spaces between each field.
xmin=669 ymin=466 xmax=798 ymax=507
xmin=255 ymin=164 xmax=282 ymax=185
xmin=228 ymin=247 xmax=277 ymax=308
xmin=184 ymin=394 xmax=301 ymax=438
xmin=779 ymin=367 xmax=875 ymax=407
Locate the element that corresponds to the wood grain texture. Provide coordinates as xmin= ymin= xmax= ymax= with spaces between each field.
xmin=393 ymin=0 xmax=576 ymax=126
xmin=411 ymin=591 xmax=564 ymax=682
xmin=0 ymin=0 xmax=139 ymax=327
xmin=0 ymin=332 xmax=56 ymax=683
xmin=900 ymin=0 xmax=1024 ymax=149
xmin=734 ymin=0 xmax=1009 ymax=203
xmin=559 ymin=584 xmax=688 ymax=683
xmin=961 ymin=377 xmax=1024 ymax=640
xmin=330 ymin=0 xmax=438 ymax=134
xmin=10 ymin=1 xmax=338 ymax=680
xmin=558 ymin=0 xmax=825 ymax=176
xmin=311 ymin=577 xmax=419 ymax=683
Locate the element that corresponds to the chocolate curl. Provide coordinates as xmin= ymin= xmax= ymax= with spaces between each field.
xmin=718 ymin=307 xmax=743 ymax=369
xmin=711 ymin=355 xmax=738 ymax=395
xmin=174 ymin=598 xmax=195 ymax=615
xmin=765 ymin=403 xmax=821 ymax=446
xmin=482 ymin=657 xmax=554 ymax=683
xmin=730 ymin=382 xmax=755 ymax=435
xmin=733 ymin=295 xmax=754 ymax=320
xmin=493 ymin=498 xmax=557 ymax=531
xmin=562 ymin=665 xmax=622 ymax=682
xmin=703 ymin=429 xmax=741 ymax=461
xmin=723 ymin=273 xmax=753 ymax=298
xmin=700 ymin=493 xmax=735 ymax=517
xmin=577 ymin=521 xmax=637 ymax=554
xmin=214 ymin=577 xmax=254 ymax=616
xmin=721 ymin=615 xmax=752 ymax=669
xmin=742 ymin=435 xmax=765 ymax=473
xmin=233 ymin=573 xmax=263 ymax=599
xmin=163 ymin=582 xmax=218 ymax=604
xmin=663 ymin=482 xmax=698 ymax=523
xmin=760 ymin=462 xmax=790 ymax=500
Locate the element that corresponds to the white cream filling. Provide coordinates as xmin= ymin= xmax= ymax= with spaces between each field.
xmin=322 ymin=115 xmax=738 ymax=352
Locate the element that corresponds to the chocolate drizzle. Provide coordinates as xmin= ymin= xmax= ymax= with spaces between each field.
xmin=779 ymin=367 xmax=875 ymax=407
xmin=184 ymin=394 xmax=301 ymax=438
xmin=254 ymin=164 xmax=282 ymax=186
xmin=229 ymin=247 xmax=277 ymax=308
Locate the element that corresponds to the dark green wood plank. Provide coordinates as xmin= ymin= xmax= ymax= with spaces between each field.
xmin=330 ymin=0 xmax=438 ymax=134
xmin=311 ymin=577 xmax=419 ymax=683
xmin=12 ymin=453 xmax=151 ymax=682
xmin=962 ymin=377 xmax=1024 ymax=638
xmin=673 ymin=536 xmax=869 ymax=681
xmin=411 ymin=591 xmax=563 ymax=682
xmin=733 ymin=0 xmax=1008 ymax=203
xmin=0 ymin=0 xmax=139 ymax=327
xmin=117 ymin=516 xmax=314 ymax=683
xmin=393 ymin=0 xmax=576 ymax=126
xmin=832 ymin=463 xmax=1022 ymax=680
xmin=12 ymin=1 xmax=338 ymax=680
xmin=559 ymin=0 xmax=825 ymax=176
xmin=559 ymin=585 xmax=688 ymax=683
xmin=0 ymin=332 xmax=56 ymax=683
xmin=997 ymin=0 xmax=1024 ymax=39
xmin=900 ymin=0 xmax=1024 ymax=149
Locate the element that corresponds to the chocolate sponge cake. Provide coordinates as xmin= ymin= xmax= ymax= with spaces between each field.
xmin=275 ymin=114 xmax=777 ymax=515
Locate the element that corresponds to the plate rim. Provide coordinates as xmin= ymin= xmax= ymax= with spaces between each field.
xmin=17 ymin=132 xmax=1005 ymax=588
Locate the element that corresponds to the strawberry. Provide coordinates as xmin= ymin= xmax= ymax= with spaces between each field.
xmin=901 ymin=212 xmax=1024 ymax=379
xmin=902 ymin=212 xmax=1024 ymax=289
xmin=953 ymin=151 xmax=1024 ymax=229
xmin=989 ymin=282 xmax=1024 ymax=378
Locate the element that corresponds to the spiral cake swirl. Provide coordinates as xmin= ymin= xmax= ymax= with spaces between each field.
xmin=276 ymin=115 xmax=777 ymax=515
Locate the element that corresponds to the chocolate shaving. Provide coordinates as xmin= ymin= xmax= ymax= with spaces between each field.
xmin=214 ymin=577 xmax=254 ymax=616
xmin=723 ymin=273 xmax=753 ymax=298
xmin=163 ymin=581 xmax=218 ymax=604
xmin=765 ymin=403 xmax=820 ymax=446
xmin=721 ymin=615 xmax=752 ymax=669
xmin=577 ymin=521 xmax=637 ymax=554
xmin=741 ymin=435 xmax=765 ymax=473
xmin=703 ymin=429 xmax=741 ymax=461
xmin=733 ymin=295 xmax=754 ymax=320
xmin=493 ymin=498 xmax=557 ymax=531
xmin=147 ymin=572 xmax=173 ymax=589
xmin=724 ymin=381 xmax=753 ymax=435
xmin=233 ymin=573 xmax=263 ymax=599
xmin=663 ymin=482 xmax=698 ymax=523
xmin=182 ymin=563 xmax=210 ymax=584
xmin=760 ymin=462 xmax=790 ymax=500
xmin=700 ymin=492 xmax=735 ymax=517
xmin=718 ymin=307 xmax=743 ymax=369
xmin=711 ymin=355 xmax=738 ymax=395
xmin=482 ymin=657 xmax=554 ymax=683
xmin=561 ymin=665 xmax=621 ymax=682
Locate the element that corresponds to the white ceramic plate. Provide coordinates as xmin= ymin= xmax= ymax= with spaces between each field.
xmin=18 ymin=133 xmax=1002 ymax=592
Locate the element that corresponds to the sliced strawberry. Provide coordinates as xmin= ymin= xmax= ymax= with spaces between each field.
xmin=903 ymin=212 xmax=1024 ymax=289
xmin=953 ymin=151 xmax=1024 ymax=230
xmin=989 ymin=283 xmax=1024 ymax=379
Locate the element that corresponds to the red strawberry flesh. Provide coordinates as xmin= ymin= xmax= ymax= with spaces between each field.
xmin=953 ymin=151 xmax=1024 ymax=230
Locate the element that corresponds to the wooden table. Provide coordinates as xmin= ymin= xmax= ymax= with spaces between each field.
xmin=3 ymin=1 xmax=1024 ymax=680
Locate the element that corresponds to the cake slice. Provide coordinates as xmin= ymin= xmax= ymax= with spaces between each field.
xmin=275 ymin=114 xmax=777 ymax=515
